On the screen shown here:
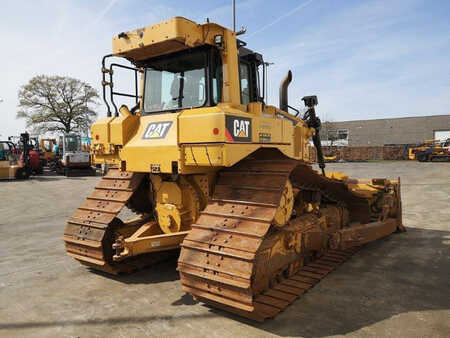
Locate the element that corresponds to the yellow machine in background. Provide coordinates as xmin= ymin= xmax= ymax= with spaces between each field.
xmin=0 ymin=134 xmax=32 ymax=180
xmin=64 ymin=17 xmax=404 ymax=321
xmin=323 ymin=153 xmax=338 ymax=162
xmin=40 ymin=138 xmax=56 ymax=165
xmin=409 ymin=138 xmax=450 ymax=162
xmin=408 ymin=139 xmax=438 ymax=160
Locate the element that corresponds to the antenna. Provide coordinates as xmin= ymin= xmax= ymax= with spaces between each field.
xmin=232 ymin=1 xmax=246 ymax=35
xmin=232 ymin=0 xmax=236 ymax=32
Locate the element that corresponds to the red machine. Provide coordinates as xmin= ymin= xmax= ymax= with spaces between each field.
xmin=22 ymin=149 xmax=43 ymax=175
xmin=9 ymin=133 xmax=43 ymax=175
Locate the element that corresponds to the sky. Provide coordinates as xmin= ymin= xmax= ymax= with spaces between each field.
xmin=0 ymin=0 xmax=449 ymax=137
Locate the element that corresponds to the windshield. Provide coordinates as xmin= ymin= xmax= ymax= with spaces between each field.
xmin=143 ymin=50 xmax=207 ymax=113
xmin=64 ymin=135 xmax=82 ymax=152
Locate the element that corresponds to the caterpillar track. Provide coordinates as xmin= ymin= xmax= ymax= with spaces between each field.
xmin=63 ymin=169 xmax=175 ymax=274
xmin=184 ymin=247 xmax=361 ymax=322
xmin=178 ymin=155 xmax=403 ymax=322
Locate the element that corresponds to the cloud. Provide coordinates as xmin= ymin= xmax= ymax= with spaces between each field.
xmin=246 ymin=0 xmax=315 ymax=38
xmin=257 ymin=0 xmax=450 ymax=120
xmin=89 ymin=0 xmax=120 ymax=28
xmin=0 ymin=0 xmax=176 ymax=137
xmin=0 ymin=0 xmax=448 ymax=138
xmin=0 ymin=1 xmax=108 ymax=137
xmin=198 ymin=0 xmax=260 ymax=28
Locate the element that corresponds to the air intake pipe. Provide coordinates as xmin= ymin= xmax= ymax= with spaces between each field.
xmin=279 ymin=70 xmax=292 ymax=112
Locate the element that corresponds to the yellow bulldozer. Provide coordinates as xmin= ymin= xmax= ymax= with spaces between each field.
xmin=64 ymin=17 xmax=404 ymax=321
xmin=409 ymin=138 xmax=450 ymax=162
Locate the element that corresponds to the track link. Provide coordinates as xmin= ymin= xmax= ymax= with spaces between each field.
xmin=63 ymin=168 xmax=172 ymax=274
xmin=178 ymin=154 xmax=400 ymax=321
xmin=188 ymin=247 xmax=360 ymax=322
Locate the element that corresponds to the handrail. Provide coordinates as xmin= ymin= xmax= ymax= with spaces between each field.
xmin=101 ymin=55 xmax=140 ymax=117
xmin=101 ymin=54 xmax=113 ymax=117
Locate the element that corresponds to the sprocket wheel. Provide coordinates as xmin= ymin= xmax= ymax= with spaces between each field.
xmin=273 ymin=179 xmax=294 ymax=226
xmin=156 ymin=176 xmax=200 ymax=234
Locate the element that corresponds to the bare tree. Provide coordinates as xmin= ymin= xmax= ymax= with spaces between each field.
xmin=17 ymin=75 xmax=99 ymax=135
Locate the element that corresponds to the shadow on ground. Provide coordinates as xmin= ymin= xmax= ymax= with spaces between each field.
xmin=177 ymin=227 xmax=450 ymax=337
xmin=1 ymin=228 xmax=448 ymax=335
xmin=27 ymin=169 xmax=99 ymax=182
xmin=29 ymin=176 xmax=82 ymax=182
xmin=31 ymin=174 xmax=91 ymax=182
xmin=0 ymin=313 xmax=215 ymax=330
xmin=88 ymin=252 xmax=180 ymax=285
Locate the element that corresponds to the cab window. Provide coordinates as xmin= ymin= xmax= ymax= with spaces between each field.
xmin=144 ymin=50 xmax=207 ymax=113
xmin=212 ymin=51 xmax=222 ymax=104
xmin=239 ymin=63 xmax=250 ymax=104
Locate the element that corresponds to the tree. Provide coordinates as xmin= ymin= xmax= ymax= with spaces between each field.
xmin=17 ymin=75 xmax=99 ymax=135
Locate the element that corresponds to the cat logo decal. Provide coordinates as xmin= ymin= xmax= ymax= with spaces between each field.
xmin=225 ymin=116 xmax=252 ymax=142
xmin=142 ymin=121 xmax=173 ymax=139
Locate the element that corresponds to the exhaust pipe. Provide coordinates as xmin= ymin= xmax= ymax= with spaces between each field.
xmin=279 ymin=70 xmax=292 ymax=112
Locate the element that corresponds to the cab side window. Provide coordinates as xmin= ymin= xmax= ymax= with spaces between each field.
xmin=212 ymin=51 xmax=223 ymax=104
xmin=239 ymin=63 xmax=250 ymax=105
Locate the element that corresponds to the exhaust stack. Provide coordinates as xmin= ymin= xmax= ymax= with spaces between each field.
xmin=279 ymin=70 xmax=292 ymax=112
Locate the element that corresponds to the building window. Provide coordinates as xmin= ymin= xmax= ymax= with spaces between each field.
xmin=337 ymin=129 xmax=349 ymax=140
xmin=326 ymin=130 xmax=337 ymax=141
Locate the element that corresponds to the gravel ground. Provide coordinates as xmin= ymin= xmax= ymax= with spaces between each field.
xmin=0 ymin=161 xmax=449 ymax=338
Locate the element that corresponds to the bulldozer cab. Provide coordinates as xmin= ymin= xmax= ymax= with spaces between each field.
xmin=99 ymin=17 xmax=269 ymax=117
xmin=92 ymin=17 xmax=316 ymax=174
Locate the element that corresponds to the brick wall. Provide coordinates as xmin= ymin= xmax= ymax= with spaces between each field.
xmin=311 ymin=146 xmax=409 ymax=161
